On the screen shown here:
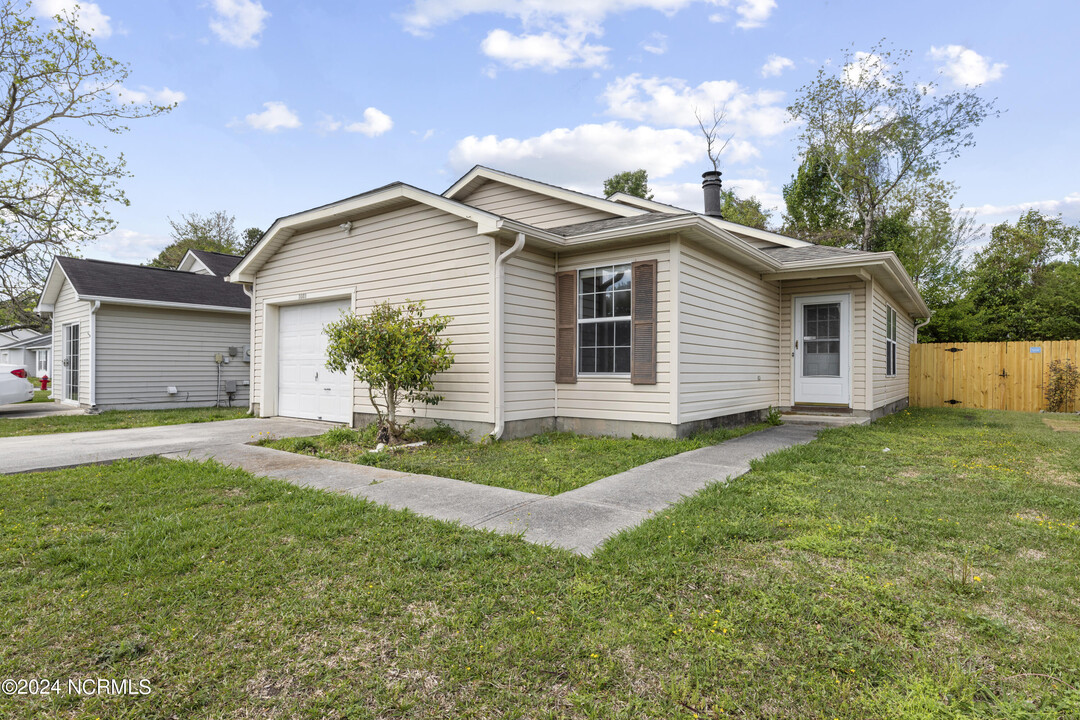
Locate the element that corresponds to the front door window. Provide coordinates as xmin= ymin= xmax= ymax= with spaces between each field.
xmin=802 ymin=302 xmax=841 ymax=377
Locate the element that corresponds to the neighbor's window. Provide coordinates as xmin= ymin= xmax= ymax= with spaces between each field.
xmin=37 ymin=352 xmax=48 ymax=373
xmin=578 ymin=264 xmax=631 ymax=374
xmin=886 ymin=306 xmax=897 ymax=377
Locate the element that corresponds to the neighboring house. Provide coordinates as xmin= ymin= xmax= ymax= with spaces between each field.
xmin=228 ymin=166 xmax=929 ymax=438
xmin=0 ymin=332 xmax=51 ymax=377
xmin=35 ymin=253 xmax=252 ymax=410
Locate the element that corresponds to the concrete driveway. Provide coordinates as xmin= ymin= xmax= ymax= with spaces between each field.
xmin=0 ymin=417 xmax=334 ymax=475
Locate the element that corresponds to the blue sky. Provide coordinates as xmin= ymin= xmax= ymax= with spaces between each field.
xmin=33 ymin=0 xmax=1080 ymax=263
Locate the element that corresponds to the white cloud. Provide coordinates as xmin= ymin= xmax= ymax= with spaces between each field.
xmin=90 ymin=228 xmax=170 ymax=264
xmin=842 ymin=51 xmax=891 ymax=88
xmin=110 ymin=85 xmax=187 ymax=106
xmin=208 ymin=0 xmax=269 ymax=49
xmin=641 ymin=31 xmax=667 ymax=55
xmin=970 ymin=193 xmax=1080 ymax=221
xmin=760 ymin=54 xmax=794 ymax=78
xmin=600 ymin=74 xmax=789 ymax=162
xmin=707 ymin=0 xmax=776 ymax=29
xmin=402 ymin=0 xmax=702 ymax=37
xmin=448 ymin=122 xmax=704 ymax=189
xmin=33 ymin=0 xmax=112 ymax=37
xmin=237 ymin=101 xmax=301 ymax=132
xmin=481 ymin=29 xmax=608 ymax=70
xmin=402 ymin=1 xmax=772 ymax=74
xmin=929 ymin=45 xmax=1006 ymax=87
xmin=316 ymin=114 xmax=343 ymax=133
xmin=344 ymin=107 xmax=394 ymax=137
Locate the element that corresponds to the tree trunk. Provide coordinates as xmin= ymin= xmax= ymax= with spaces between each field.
xmin=861 ymin=212 xmax=874 ymax=252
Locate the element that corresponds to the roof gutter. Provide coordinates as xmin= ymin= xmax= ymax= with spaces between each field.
xmin=75 ymin=296 xmax=250 ymax=314
xmin=488 ymin=232 xmax=526 ymax=442
xmin=914 ymin=313 xmax=934 ymax=342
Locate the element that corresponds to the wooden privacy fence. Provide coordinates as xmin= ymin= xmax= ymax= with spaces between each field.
xmin=910 ymin=341 xmax=1080 ymax=412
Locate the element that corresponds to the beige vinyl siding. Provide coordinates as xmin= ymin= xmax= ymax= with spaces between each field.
xmin=503 ymin=245 xmax=557 ymax=421
xmin=780 ymin=277 xmax=867 ymax=409
xmin=252 ymin=202 xmax=494 ymax=424
xmin=872 ymin=284 xmax=914 ymax=408
xmin=458 ymin=180 xmax=620 ymax=229
xmin=555 ymin=240 xmax=672 ymax=423
xmin=678 ymin=240 xmax=781 ymax=421
xmin=50 ymin=277 xmax=91 ymax=405
xmin=94 ymin=305 xmax=250 ymax=410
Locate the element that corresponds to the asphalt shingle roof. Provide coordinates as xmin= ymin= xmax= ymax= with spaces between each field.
xmin=760 ymin=244 xmax=868 ymax=263
xmin=56 ymin=257 xmax=250 ymax=310
xmin=188 ymin=250 xmax=243 ymax=276
xmin=547 ymin=213 xmax=688 ymax=237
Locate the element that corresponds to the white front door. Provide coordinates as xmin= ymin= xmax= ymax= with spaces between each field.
xmin=794 ymin=294 xmax=851 ymax=406
xmin=277 ymin=299 xmax=352 ymax=422
xmin=63 ymin=323 xmax=80 ymax=403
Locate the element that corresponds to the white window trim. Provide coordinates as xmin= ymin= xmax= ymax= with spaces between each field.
xmin=885 ymin=305 xmax=897 ymax=378
xmin=576 ymin=263 xmax=633 ymax=378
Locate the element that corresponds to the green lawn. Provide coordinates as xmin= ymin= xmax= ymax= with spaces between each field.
xmin=0 ymin=406 xmax=250 ymax=438
xmin=261 ymin=422 xmax=768 ymax=495
xmin=1 ymin=408 xmax=1078 ymax=719
xmin=26 ymin=377 xmax=51 ymax=403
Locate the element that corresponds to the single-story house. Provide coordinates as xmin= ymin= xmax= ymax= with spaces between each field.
xmin=35 ymin=251 xmax=252 ymax=410
xmin=227 ymin=166 xmax=930 ymax=439
xmin=0 ymin=331 xmax=51 ymax=377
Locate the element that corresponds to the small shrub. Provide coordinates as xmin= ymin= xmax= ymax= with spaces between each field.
xmin=765 ymin=406 xmax=783 ymax=426
xmin=1045 ymin=359 xmax=1080 ymax=412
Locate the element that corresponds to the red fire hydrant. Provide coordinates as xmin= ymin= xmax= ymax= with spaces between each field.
xmin=40 ymin=375 xmax=49 ymax=391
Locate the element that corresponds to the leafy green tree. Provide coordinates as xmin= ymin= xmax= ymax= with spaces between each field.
xmin=0 ymin=0 xmax=173 ymax=329
xmin=967 ymin=210 xmax=1080 ymax=340
xmin=241 ymin=227 xmax=262 ymax=254
xmin=324 ymin=301 xmax=454 ymax=444
xmin=148 ymin=211 xmax=241 ymax=268
xmin=782 ymin=151 xmax=856 ymax=246
xmin=788 ymin=41 xmax=997 ymax=251
xmin=719 ymin=189 xmax=771 ymax=230
xmin=603 ymin=169 xmax=653 ymax=200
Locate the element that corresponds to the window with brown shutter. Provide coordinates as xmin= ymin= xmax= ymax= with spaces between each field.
xmin=630 ymin=259 xmax=657 ymax=385
xmin=555 ymin=270 xmax=577 ymax=383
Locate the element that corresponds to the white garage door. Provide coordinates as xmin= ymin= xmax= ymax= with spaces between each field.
xmin=278 ymin=299 xmax=352 ymax=422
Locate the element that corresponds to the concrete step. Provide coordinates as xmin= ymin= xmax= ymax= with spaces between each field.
xmin=782 ymin=413 xmax=870 ymax=427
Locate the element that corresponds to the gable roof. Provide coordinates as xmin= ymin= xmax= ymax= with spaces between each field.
xmin=229 ymin=181 xmax=526 ymax=283
xmin=605 ymin=190 xmax=812 ymax=249
xmin=547 ymin=213 xmax=689 ymax=237
xmin=444 ymin=165 xmax=645 ymax=220
xmin=760 ymin=245 xmax=864 ymax=262
xmin=178 ymin=249 xmax=243 ymax=276
xmin=36 ymin=257 xmax=250 ymax=314
xmin=0 ymin=331 xmax=50 ymax=350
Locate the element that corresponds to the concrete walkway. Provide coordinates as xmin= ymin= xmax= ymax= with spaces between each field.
xmin=1 ymin=418 xmax=825 ymax=555
xmin=0 ymin=417 xmax=333 ymax=475
xmin=165 ymin=423 xmax=823 ymax=555
xmin=0 ymin=401 xmax=84 ymax=420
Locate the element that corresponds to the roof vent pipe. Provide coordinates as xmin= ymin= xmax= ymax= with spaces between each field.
xmin=702 ymin=170 xmax=724 ymax=218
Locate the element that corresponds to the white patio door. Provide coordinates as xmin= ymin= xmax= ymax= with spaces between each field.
xmin=794 ymin=294 xmax=850 ymax=406
xmin=63 ymin=323 xmax=80 ymax=402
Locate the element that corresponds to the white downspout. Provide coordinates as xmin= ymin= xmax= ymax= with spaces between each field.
xmin=914 ymin=313 xmax=934 ymax=343
xmin=241 ymin=284 xmax=255 ymax=413
xmin=488 ymin=232 xmax=526 ymax=441
xmin=89 ymin=300 xmax=100 ymax=408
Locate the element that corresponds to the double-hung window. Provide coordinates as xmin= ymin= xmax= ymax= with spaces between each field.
xmin=885 ymin=305 xmax=897 ymax=377
xmin=578 ymin=264 xmax=632 ymax=374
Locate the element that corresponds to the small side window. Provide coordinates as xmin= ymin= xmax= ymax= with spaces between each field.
xmin=885 ymin=306 xmax=897 ymax=377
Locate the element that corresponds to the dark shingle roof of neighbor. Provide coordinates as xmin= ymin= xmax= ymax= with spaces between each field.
xmin=188 ymin=249 xmax=244 ymax=276
xmin=56 ymin=257 xmax=250 ymax=310
xmin=547 ymin=213 xmax=689 ymax=237
xmin=761 ymin=244 xmax=869 ymax=263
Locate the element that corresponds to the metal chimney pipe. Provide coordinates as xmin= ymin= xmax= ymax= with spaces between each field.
xmin=702 ymin=170 xmax=724 ymax=218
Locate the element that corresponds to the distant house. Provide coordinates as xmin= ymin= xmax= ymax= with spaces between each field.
xmin=35 ymin=251 xmax=251 ymax=410
xmin=0 ymin=332 xmax=51 ymax=377
xmin=227 ymin=166 xmax=929 ymax=438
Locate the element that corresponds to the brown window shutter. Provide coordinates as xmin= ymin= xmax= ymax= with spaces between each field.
xmin=631 ymin=259 xmax=657 ymax=385
xmin=555 ymin=269 xmax=577 ymax=384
